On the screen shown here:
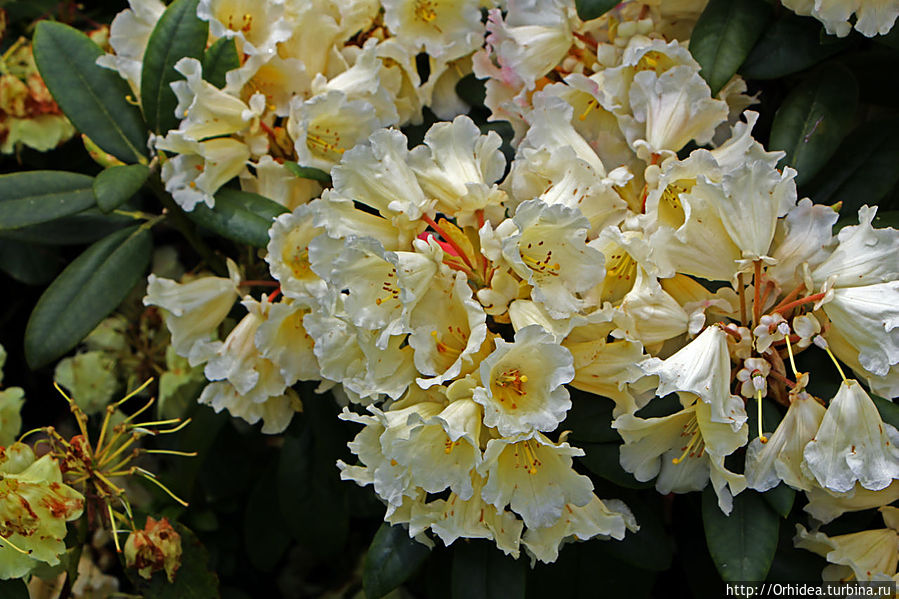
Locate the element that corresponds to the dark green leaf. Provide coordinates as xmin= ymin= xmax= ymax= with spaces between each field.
xmin=452 ymin=540 xmax=525 ymax=599
xmin=574 ymin=0 xmax=619 ymax=21
xmin=873 ymin=395 xmax=899 ymax=429
xmin=805 ymin=118 xmax=899 ymax=212
xmin=187 ymin=189 xmax=288 ymax=248
xmin=762 ymin=484 xmax=795 ymax=518
xmin=740 ymin=14 xmax=852 ymax=79
xmin=689 ymin=0 xmax=771 ymax=95
xmin=203 ymin=37 xmax=239 ymax=89
xmin=141 ymin=0 xmax=208 ymax=134
xmin=0 ymin=240 xmax=60 ymax=285
xmin=578 ymin=442 xmax=653 ymax=489
xmin=277 ymin=398 xmax=350 ymax=556
xmin=702 ymin=488 xmax=779 ymax=582
xmin=244 ymin=465 xmax=291 ymax=572
xmin=564 ymin=391 xmax=618 ymax=443
xmin=769 ymin=65 xmax=858 ymax=186
xmin=0 ymin=210 xmax=133 ymax=245
xmin=283 ymin=161 xmax=332 ymax=184
xmin=24 ymin=226 xmax=152 ymax=368
xmin=455 ymin=74 xmax=485 ymax=107
xmin=33 ymin=21 xmax=147 ymax=164
xmin=94 ymin=165 xmax=150 ymax=213
xmin=0 ymin=171 xmax=94 ymax=231
xmin=594 ymin=492 xmax=672 ymax=571
xmin=363 ymin=523 xmax=430 ymax=599
xmin=130 ymin=521 xmax=219 ymax=599
xmin=0 ymin=579 xmax=29 ymax=599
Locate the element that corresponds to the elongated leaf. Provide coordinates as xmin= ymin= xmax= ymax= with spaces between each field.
xmin=874 ymin=395 xmax=899 ymax=429
xmin=141 ymin=0 xmax=208 ymax=133
xmin=452 ymin=540 xmax=525 ymax=599
xmin=25 ymin=226 xmax=152 ymax=368
xmin=763 ymin=484 xmax=795 ymax=518
xmin=805 ymin=119 xmax=899 ymax=212
xmin=690 ymin=0 xmax=771 ymax=95
xmin=769 ymin=65 xmax=858 ymax=186
xmin=0 ymin=240 xmax=60 ymax=285
xmin=188 ymin=189 xmax=288 ymax=248
xmin=702 ymin=488 xmax=779 ymax=582
xmin=33 ymin=21 xmax=147 ymax=164
xmin=564 ymin=391 xmax=618 ymax=444
xmin=0 ymin=580 xmax=28 ymax=599
xmin=283 ymin=161 xmax=332 ymax=185
xmin=0 ymin=171 xmax=94 ymax=231
xmin=578 ymin=442 xmax=653 ymax=489
xmin=574 ymin=0 xmax=619 ymax=21
xmin=244 ymin=465 xmax=291 ymax=573
xmin=203 ymin=37 xmax=239 ymax=89
xmin=363 ymin=524 xmax=430 ymax=599
xmin=594 ymin=492 xmax=673 ymax=571
xmin=740 ymin=14 xmax=853 ymax=79
xmin=94 ymin=164 xmax=150 ymax=213
xmin=0 ymin=211 xmax=133 ymax=245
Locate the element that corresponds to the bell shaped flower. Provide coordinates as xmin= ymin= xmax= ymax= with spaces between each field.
xmin=478 ymin=431 xmax=594 ymax=529
xmin=472 ymin=325 xmax=574 ymax=436
xmin=382 ymin=0 xmax=483 ymax=61
xmin=803 ymin=379 xmax=899 ymax=493
xmin=265 ymin=205 xmax=327 ymax=301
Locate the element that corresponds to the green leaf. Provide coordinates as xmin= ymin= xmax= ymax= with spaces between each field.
xmin=564 ymin=391 xmax=619 ymax=444
xmin=363 ymin=523 xmax=430 ymax=599
xmin=244 ymin=464 xmax=291 ymax=572
xmin=187 ymin=189 xmax=288 ymax=248
xmin=0 ymin=240 xmax=60 ymax=285
xmin=33 ymin=21 xmax=147 ymax=164
xmin=94 ymin=165 xmax=150 ymax=213
xmin=0 ymin=210 xmax=133 ymax=245
xmin=578 ymin=442 xmax=653 ymax=489
xmin=805 ymin=118 xmax=899 ymax=212
xmin=24 ymin=226 xmax=152 ymax=368
xmin=141 ymin=0 xmax=208 ymax=134
xmin=452 ymin=540 xmax=525 ymax=599
xmin=130 ymin=521 xmax=219 ymax=599
xmin=594 ymin=492 xmax=673 ymax=571
xmin=202 ymin=37 xmax=239 ymax=89
xmin=740 ymin=14 xmax=852 ymax=80
xmin=702 ymin=488 xmax=779 ymax=582
xmin=689 ymin=0 xmax=771 ymax=95
xmin=574 ymin=0 xmax=619 ymax=21
xmin=455 ymin=73 xmax=486 ymax=107
xmin=873 ymin=395 xmax=899 ymax=429
xmin=769 ymin=65 xmax=858 ymax=186
xmin=283 ymin=161 xmax=332 ymax=184
xmin=0 ymin=171 xmax=95 ymax=231
xmin=0 ymin=579 xmax=29 ymax=599
xmin=762 ymin=483 xmax=795 ymax=518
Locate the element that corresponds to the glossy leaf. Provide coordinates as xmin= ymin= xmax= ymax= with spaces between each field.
xmin=0 ymin=211 xmax=133 ymax=245
xmin=740 ymin=14 xmax=852 ymax=79
xmin=141 ymin=0 xmax=208 ymax=134
xmin=689 ymin=0 xmax=771 ymax=95
xmin=452 ymin=540 xmax=525 ymax=599
xmin=283 ymin=161 xmax=332 ymax=184
xmin=874 ymin=395 xmax=899 ymax=429
xmin=0 ymin=240 xmax=60 ymax=285
xmin=702 ymin=488 xmax=779 ymax=582
xmin=24 ymin=226 xmax=152 ymax=368
xmin=762 ymin=484 xmax=795 ymax=519
xmin=187 ymin=189 xmax=288 ymax=248
xmin=33 ymin=21 xmax=147 ymax=164
xmin=594 ymin=491 xmax=673 ymax=571
xmin=0 ymin=171 xmax=94 ymax=232
xmin=94 ymin=164 xmax=150 ymax=213
xmin=244 ymin=465 xmax=291 ymax=573
xmin=363 ymin=524 xmax=430 ymax=599
xmin=574 ymin=0 xmax=619 ymax=21
xmin=805 ymin=118 xmax=899 ymax=212
xmin=769 ymin=65 xmax=858 ymax=186
xmin=0 ymin=580 xmax=28 ymax=599
xmin=578 ymin=442 xmax=653 ymax=489
xmin=203 ymin=37 xmax=239 ymax=89
xmin=564 ymin=391 xmax=619 ymax=444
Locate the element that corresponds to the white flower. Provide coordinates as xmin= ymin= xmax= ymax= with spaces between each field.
xmin=803 ymin=379 xmax=899 ymax=493
xmin=478 ymin=431 xmax=594 ymax=529
xmin=255 ymin=299 xmax=320 ymax=386
xmin=382 ymin=0 xmax=484 ymax=61
xmin=641 ymin=325 xmax=748 ymax=430
xmin=143 ymin=260 xmax=241 ymax=365
xmin=503 ymin=200 xmax=606 ymax=318
xmin=265 ymin=205 xmax=326 ymax=301
xmin=810 ymin=206 xmax=899 ymax=289
xmin=472 ymin=325 xmax=574 ymax=436
xmin=157 ymin=134 xmax=251 ymax=211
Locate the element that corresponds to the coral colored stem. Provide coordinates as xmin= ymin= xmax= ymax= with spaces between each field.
xmin=753 ymin=261 xmax=763 ymax=327
xmin=774 ymin=293 xmax=826 ymax=316
xmin=770 ymin=283 xmax=805 ymax=314
xmin=768 ymin=369 xmax=796 ymax=388
xmin=737 ymin=273 xmax=747 ymax=325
